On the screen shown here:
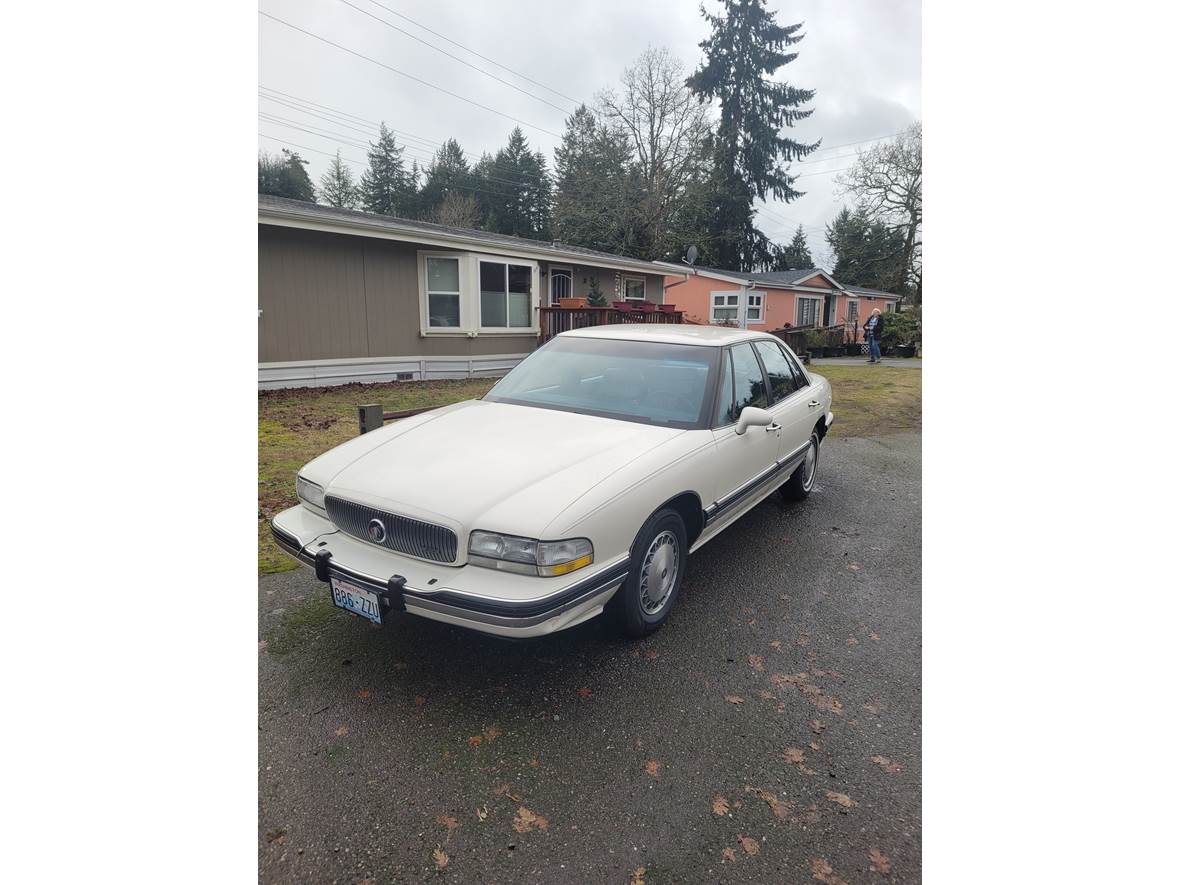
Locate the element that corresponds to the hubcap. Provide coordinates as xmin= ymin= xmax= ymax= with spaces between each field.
xmin=639 ymin=530 xmax=679 ymax=615
xmin=803 ymin=438 xmax=818 ymax=490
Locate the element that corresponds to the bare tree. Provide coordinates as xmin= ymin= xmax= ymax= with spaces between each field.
xmin=837 ymin=123 xmax=922 ymax=301
xmin=432 ymin=191 xmax=479 ymax=229
xmin=597 ymin=47 xmax=712 ymax=254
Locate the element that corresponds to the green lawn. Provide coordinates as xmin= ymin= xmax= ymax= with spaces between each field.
xmin=257 ymin=365 xmax=920 ymax=575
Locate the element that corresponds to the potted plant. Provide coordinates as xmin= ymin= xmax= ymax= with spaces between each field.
xmin=586 ymin=277 xmax=609 ymax=308
xmin=844 ymin=334 xmax=860 ymax=356
xmin=559 ymin=297 xmax=589 ymax=309
xmin=657 ymin=303 xmax=677 ymax=313
xmin=880 ymin=311 xmax=919 ymax=358
xmin=611 ymin=300 xmax=633 ymax=311
xmin=803 ymin=329 xmax=827 ymax=359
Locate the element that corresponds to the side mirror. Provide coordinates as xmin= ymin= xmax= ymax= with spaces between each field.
xmin=735 ymin=406 xmax=773 ymax=435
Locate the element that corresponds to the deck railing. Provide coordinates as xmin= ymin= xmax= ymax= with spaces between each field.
xmin=538 ymin=306 xmax=684 ymax=343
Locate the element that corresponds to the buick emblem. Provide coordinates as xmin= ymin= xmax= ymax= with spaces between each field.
xmin=367 ymin=518 xmax=387 ymax=543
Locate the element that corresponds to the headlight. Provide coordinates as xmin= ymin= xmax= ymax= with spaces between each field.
xmin=296 ymin=475 xmax=326 ymax=513
xmin=468 ymin=531 xmax=593 ymax=577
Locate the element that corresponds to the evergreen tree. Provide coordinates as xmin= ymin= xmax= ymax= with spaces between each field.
xmin=826 ymin=206 xmax=906 ymax=292
xmin=687 ymin=0 xmax=819 ymax=269
xmin=360 ymin=123 xmax=417 ymax=216
xmin=476 ymin=128 xmax=553 ymax=239
xmin=553 ymin=106 xmax=640 ymax=255
xmin=776 ymin=224 xmax=813 ymax=269
xmin=318 ymin=150 xmax=360 ymax=209
xmin=258 ymin=149 xmax=315 ymax=202
xmin=418 ymin=139 xmax=472 ymax=221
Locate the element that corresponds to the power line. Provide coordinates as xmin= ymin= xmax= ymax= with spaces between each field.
xmin=260 ymin=93 xmax=442 ymax=150
xmin=258 ymin=10 xmax=563 ymax=138
xmin=336 ymin=0 xmax=574 ymax=116
xmin=804 ymin=130 xmax=908 ymax=155
xmin=356 ymin=0 xmax=584 ymax=106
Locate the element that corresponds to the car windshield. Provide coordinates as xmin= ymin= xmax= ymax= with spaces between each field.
xmin=484 ymin=336 xmax=719 ymax=429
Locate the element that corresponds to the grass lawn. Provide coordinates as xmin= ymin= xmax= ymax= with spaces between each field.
xmin=257 ymin=365 xmax=920 ymax=575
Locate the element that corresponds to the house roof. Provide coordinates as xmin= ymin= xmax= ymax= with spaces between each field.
xmin=665 ymin=263 xmax=843 ymax=290
xmin=258 ymin=195 xmax=670 ymax=276
xmin=844 ymin=284 xmax=901 ymax=299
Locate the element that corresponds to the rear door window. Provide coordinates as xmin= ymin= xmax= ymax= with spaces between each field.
xmin=754 ymin=340 xmax=801 ymax=403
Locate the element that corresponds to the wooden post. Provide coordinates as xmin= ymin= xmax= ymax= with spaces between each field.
xmin=358 ymin=403 xmax=383 ymax=435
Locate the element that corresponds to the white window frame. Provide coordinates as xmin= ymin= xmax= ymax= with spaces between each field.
xmin=796 ymin=296 xmax=821 ymax=327
xmin=710 ymin=291 xmax=741 ymax=325
xmin=420 ymin=252 xmax=464 ymax=331
xmin=622 ymin=275 xmax=647 ymax=301
xmin=478 ymin=256 xmax=539 ymax=331
xmin=846 ymin=298 xmax=859 ymax=325
xmin=417 ymin=250 xmax=540 ymax=336
xmin=549 ymin=266 xmax=573 ymax=305
xmin=746 ymin=291 xmax=765 ymax=324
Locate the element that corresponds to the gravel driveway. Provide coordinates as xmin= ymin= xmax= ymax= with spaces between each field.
xmin=259 ymin=432 xmax=921 ymax=883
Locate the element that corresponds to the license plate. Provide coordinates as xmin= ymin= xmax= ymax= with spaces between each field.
xmin=330 ymin=576 xmax=382 ymax=625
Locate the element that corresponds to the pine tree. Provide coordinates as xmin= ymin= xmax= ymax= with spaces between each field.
xmin=418 ymin=139 xmax=473 ymax=222
xmin=318 ymin=150 xmax=360 ymax=209
xmin=778 ymin=225 xmax=813 ymax=268
xmin=477 ymin=128 xmax=553 ymax=239
xmin=361 ymin=123 xmax=417 ymax=216
xmin=826 ymin=206 xmax=906 ymax=291
xmin=687 ymin=0 xmax=819 ymax=269
xmin=258 ymin=149 xmax=315 ymax=202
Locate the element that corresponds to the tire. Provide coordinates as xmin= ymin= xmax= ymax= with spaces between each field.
xmin=781 ymin=430 xmax=821 ymax=502
xmin=611 ymin=508 xmax=689 ymax=638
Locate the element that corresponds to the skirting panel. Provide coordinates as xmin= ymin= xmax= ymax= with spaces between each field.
xmin=259 ymin=354 xmax=528 ymax=389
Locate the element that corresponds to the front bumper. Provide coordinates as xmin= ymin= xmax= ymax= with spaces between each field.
xmin=270 ymin=506 xmax=628 ymax=638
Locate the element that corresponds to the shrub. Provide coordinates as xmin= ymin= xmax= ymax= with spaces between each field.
xmin=880 ymin=311 xmax=920 ymax=350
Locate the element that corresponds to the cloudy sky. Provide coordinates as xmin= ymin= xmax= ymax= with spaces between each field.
xmin=259 ymin=0 xmax=921 ymax=267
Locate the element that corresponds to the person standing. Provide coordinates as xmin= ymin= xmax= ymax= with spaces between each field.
xmin=863 ymin=308 xmax=883 ymax=363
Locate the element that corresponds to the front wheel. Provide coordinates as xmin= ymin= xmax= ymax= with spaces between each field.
xmin=611 ymin=508 xmax=688 ymax=637
xmin=781 ymin=430 xmax=820 ymax=501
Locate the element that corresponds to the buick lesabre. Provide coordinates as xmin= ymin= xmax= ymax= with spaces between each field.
xmin=271 ymin=325 xmax=833 ymax=639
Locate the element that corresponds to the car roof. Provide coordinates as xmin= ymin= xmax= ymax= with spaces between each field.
xmin=559 ymin=324 xmax=780 ymax=347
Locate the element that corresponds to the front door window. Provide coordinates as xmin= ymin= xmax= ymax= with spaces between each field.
xmin=550 ymin=269 xmax=572 ymax=305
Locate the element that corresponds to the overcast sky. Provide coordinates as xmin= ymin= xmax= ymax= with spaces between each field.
xmin=259 ymin=0 xmax=921 ymax=267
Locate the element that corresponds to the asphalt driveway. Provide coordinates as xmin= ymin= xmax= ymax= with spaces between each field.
xmin=259 ymin=432 xmax=921 ymax=883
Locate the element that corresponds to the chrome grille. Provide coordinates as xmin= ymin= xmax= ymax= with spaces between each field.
xmin=325 ymin=495 xmax=458 ymax=563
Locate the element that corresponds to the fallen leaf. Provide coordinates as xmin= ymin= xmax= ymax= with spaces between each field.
xmin=264 ymin=827 xmax=285 ymax=844
xmin=748 ymin=654 xmax=764 ymax=672
xmin=528 ymin=758 xmax=540 ymax=767
xmin=749 ymin=787 xmax=791 ymax=819
xmin=724 ymin=695 xmax=745 ymax=705
xmin=482 ymin=726 xmax=501 ymax=743
xmin=809 ymin=741 xmax=821 ymax=751
xmin=811 ymin=857 xmax=849 ymax=885
xmin=738 ymin=834 xmax=760 ymax=856
xmin=630 ymin=865 xmax=647 ymax=885
xmin=721 ymin=847 xmax=737 ymax=863
xmin=846 ymin=637 xmax=859 ymax=645
xmin=334 ymin=725 xmax=349 ymax=737
xmin=644 ymin=759 xmax=661 ymax=778
xmin=757 ymin=690 xmax=775 ymax=700
xmin=868 ymin=847 xmax=892 ymax=874
xmin=475 ymin=805 xmax=488 ymax=821
xmin=493 ymin=783 xmax=523 ymax=802
xmin=810 ymin=719 xmax=826 ymax=734
xmin=871 ymin=755 xmax=902 ymax=773
xmin=782 ymin=747 xmax=806 ymax=764
xmin=432 ymin=847 xmax=449 ymax=870
xmin=435 ymin=814 xmax=459 ymax=831
xmin=825 ymin=790 xmax=857 ymax=808
xmin=577 ymin=687 xmax=592 ymax=698
xmin=258 ymin=639 xmax=269 ymax=652
xmin=769 ymin=639 xmax=782 ymax=650
xmin=511 ymin=806 xmax=549 ymax=833
xmin=848 ymin=563 xmax=861 ymax=571
xmin=797 ymin=633 xmax=811 ymax=646
xmin=357 ymin=689 xmax=370 ymax=699
xmin=712 ymin=795 xmax=730 ymax=816
xmin=863 ymin=701 xmax=882 ymax=715
xmin=414 ymin=695 xmax=427 ymax=706
xmin=467 ymin=735 xmax=483 ymax=747
xmin=869 ymin=632 xmax=880 ymax=641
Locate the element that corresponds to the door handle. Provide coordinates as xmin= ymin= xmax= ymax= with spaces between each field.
xmin=808 ymin=400 xmax=820 ymax=408
xmin=766 ymin=421 xmax=781 ymax=432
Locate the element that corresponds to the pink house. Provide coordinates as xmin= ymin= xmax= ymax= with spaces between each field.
xmin=662 ymin=266 xmax=901 ymax=337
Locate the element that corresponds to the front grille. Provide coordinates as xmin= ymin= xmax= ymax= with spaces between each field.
xmin=325 ymin=495 xmax=458 ymax=564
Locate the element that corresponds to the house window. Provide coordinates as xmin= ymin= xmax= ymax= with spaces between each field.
xmin=847 ymin=299 xmax=859 ymax=325
xmin=623 ymin=276 xmax=647 ymax=301
xmin=549 ymin=268 xmax=572 ymax=305
xmin=885 ymin=302 xmax=896 ymax=313
xmin=796 ymin=297 xmax=819 ymax=327
xmin=711 ymin=292 xmax=740 ymax=324
xmin=480 ymin=260 xmax=533 ymax=328
xmin=746 ymin=293 xmax=764 ymax=323
xmin=426 ymin=256 xmax=461 ymax=328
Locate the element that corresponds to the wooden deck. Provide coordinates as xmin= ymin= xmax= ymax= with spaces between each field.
xmin=538 ymin=306 xmax=684 ymax=343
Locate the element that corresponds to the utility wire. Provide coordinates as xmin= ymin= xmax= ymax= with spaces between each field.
xmin=336 ymin=0 xmax=574 ymax=116
xmin=258 ymin=10 xmax=562 ymax=137
xmin=260 ymin=93 xmax=443 ymax=151
xmin=356 ymin=0 xmax=585 ymax=106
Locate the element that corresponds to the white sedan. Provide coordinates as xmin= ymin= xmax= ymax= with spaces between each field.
xmin=271 ymin=325 xmax=833 ymax=639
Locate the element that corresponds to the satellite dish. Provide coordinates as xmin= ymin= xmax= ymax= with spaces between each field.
xmin=685 ymin=245 xmax=699 ymax=266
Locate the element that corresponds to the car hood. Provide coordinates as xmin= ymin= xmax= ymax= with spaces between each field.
xmin=316 ymin=399 xmax=684 ymax=546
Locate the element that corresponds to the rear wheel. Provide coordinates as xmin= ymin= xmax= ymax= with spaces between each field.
xmin=611 ymin=508 xmax=688 ymax=637
xmin=781 ymin=430 xmax=820 ymax=501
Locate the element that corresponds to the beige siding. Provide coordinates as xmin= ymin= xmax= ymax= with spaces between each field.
xmin=259 ymin=226 xmax=536 ymax=362
xmin=541 ymin=262 xmax=664 ymax=305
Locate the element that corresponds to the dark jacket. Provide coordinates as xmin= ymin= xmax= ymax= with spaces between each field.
xmin=863 ymin=314 xmax=884 ymax=339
